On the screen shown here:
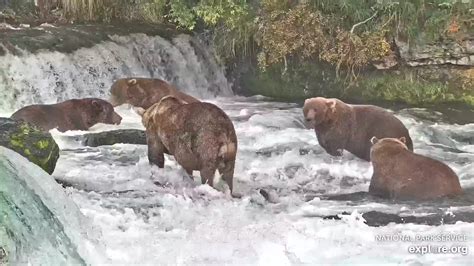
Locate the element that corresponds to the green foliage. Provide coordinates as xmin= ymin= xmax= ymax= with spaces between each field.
xmin=357 ymin=75 xmax=452 ymax=104
xmin=141 ymin=0 xmax=168 ymax=23
xmin=53 ymin=0 xmax=473 ymax=106
xmin=169 ymin=0 xmax=196 ymax=30
xmin=242 ymin=61 xmax=344 ymax=101
xmin=195 ymin=0 xmax=256 ymax=59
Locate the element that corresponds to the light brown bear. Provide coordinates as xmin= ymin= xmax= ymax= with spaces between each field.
xmin=369 ymin=137 xmax=463 ymax=200
xmin=138 ymin=96 xmax=237 ymax=193
xmin=11 ymin=98 xmax=122 ymax=132
xmin=303 ymin=97 xmax=413 ymax=161
xmin=109 ymin=78 xmax=200 ymax=109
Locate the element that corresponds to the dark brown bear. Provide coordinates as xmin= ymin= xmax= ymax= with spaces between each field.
xmin=138 ymin=96 xmax=237 ymax=193
xmin=11 ymin=98 xmax=122 ymax=132
xmin=303 ymin=97 xmax=413 ymax=161
xmin=109 ymin=78 xmax=200 ymax=109
xmin=369 ymin=137 xmax=463 ymax=200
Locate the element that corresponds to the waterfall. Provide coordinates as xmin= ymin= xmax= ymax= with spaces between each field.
xmin=0 ymin=33 xmax=233 ymax=112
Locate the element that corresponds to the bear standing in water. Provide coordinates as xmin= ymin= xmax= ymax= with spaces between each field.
xmin=138 ymin=96 xmax=237 ymax=193
xmin=11 ymin=98 xmax=122 ymax=132
xmin=109 ymin=78 xmax=200 ymax=109
xmin=369 ymin=137 xmax=462 ymax=200
xmin=303 ymin=97 xmax=413 ymax=161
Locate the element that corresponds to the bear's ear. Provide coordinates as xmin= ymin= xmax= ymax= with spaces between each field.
xmin=370 ymin=136 xmax=379 ymax=145
xmin=127 ymin=79 xmax=137 ymax=86
xmin=91 ymin=100 xmax=103 ymax=111
xmin=399 ymin=137 xmax=406 ymax=144
xmin=326 ymin=99 xmax=337 ymax=112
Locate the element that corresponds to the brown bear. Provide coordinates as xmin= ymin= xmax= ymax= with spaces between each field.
xmin=303 ymin=97 xmax=413 ymax=161
xmin=109 ymin=78 xmax=200 ymax=109
xmin=369 ymin=137 xmax=463 ymax=200
xmin=138 ymin=96 xmax=237 ymax=193
xmin=11 ymin=98 xmax=122 ymax=132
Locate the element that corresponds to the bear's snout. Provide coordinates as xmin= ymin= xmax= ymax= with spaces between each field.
xmin=112 ymin=112 xmax=122 ymax=125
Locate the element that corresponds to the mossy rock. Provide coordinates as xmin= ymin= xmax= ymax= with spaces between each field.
xmin=239 ymin=61 xmax=474 ymax=108
xmin=0 ymin=117 xmax=59 ymax=174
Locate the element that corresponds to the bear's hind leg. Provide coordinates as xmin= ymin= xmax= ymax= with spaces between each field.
xmin=200 ymin=165 xmax=217 ymax=189
xmin=218 ymin=160 xmax=234 ymax=193
xmin=147 ymin=132 xmax=165 ymax=168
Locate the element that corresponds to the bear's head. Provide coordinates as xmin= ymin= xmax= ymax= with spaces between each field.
xmin=303 ymin=97 xmax=337 ymax=127
xmin=87 ymin=98 xmax=122 ymax=126
xmin=370 ymin=136 xmax=408 ymax=159
xmin=137 ymin=96 xmax=184 ymax=129
xmin=110 ymin=78 xmax=148 ymax=107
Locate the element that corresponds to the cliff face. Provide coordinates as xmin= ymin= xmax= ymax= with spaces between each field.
xmin=396 ymin=38 xmax=473 ymax=67
xmin=237 ymin=35 xmax=474 ymax=107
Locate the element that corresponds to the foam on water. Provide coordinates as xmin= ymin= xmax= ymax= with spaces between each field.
xmin=50 ymin=97 xmax=474 ymax=265
xmin=1 ymin=28 xmax=473 ymax=264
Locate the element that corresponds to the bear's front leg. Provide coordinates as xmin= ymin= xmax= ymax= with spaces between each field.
xmin=146 ymin=132 xmax=165 ymax=168
xmin=317 ymin=133 xmax=343 ymax=157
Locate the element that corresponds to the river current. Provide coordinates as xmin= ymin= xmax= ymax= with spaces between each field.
xmin=0 ymin=28 xmax=473 ymax=265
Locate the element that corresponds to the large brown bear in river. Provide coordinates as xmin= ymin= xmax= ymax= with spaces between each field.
xmin=303 ymin=97 xmax=413 ymax=161
xmin=138 ymin=96 xmax=237 ymax=193
xmin=11 ymin=98 xmax=122 ymax=132
xmin=369 ymin=137 xmax=462 ymax=200
xmin=109 ymin=78 xmax=200 ymax=109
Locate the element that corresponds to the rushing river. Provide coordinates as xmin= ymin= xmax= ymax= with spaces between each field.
xmin=0 ymin=27 xmax=473 ymax=265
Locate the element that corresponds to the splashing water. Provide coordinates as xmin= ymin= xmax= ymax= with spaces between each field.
xmin=49 ymin=97 xmax=474 ymax=265
xmin=0 ymin=29 xmax=473 ymax=264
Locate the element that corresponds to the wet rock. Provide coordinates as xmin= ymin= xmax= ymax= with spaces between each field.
xmin=362 ymin=211 xmax=474 ymax=227
xmin=319 ymin=210 xmax=474 ymax=227
xmin=81 ymin=129 xmax=146 ymax=147
xmin=259 ymin=188 xmax=280 ymax=204
xmin=339 ymin=176 xmax=359 ymax=189
xmin=451 ymin=131 xmax=474 ymax=145
xmin=0 ymin=117 xmax=59 ymax=174
xmin=396 ymin=38 xmax=474 ymax=66
xmin=256 ymin=143 xmax=322 ymax=157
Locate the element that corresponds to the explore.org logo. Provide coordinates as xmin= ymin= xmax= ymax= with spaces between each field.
xmin=375 ymin=232 xmax=470 ymax=256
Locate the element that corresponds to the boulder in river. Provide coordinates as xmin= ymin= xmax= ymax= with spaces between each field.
xmin=81 ymin=129 xmax=146 ymax=147
xmin=0 ymin=117 xmax=59 ymax=174
xmin=0 ymin=146 xmax=105 ymax=264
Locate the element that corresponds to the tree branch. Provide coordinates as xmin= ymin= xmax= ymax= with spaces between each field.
xmin=350 ymin=11 xmax=378 ymax=34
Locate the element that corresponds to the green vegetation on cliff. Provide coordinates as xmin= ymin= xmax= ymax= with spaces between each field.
xmin=2 ymin=0 xmax=473 ymax=106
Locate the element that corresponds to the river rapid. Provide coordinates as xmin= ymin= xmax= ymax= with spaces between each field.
xmin=0 ymin=27 xmax=473 ymax=265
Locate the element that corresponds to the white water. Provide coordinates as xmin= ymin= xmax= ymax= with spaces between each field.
xmin=48 ymin=97 xmax=474 ymax=265
xmin=0 ymin=31 xmax=473 ymax=264
xmin=0 ymin=33 xmax=232 ymax=112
